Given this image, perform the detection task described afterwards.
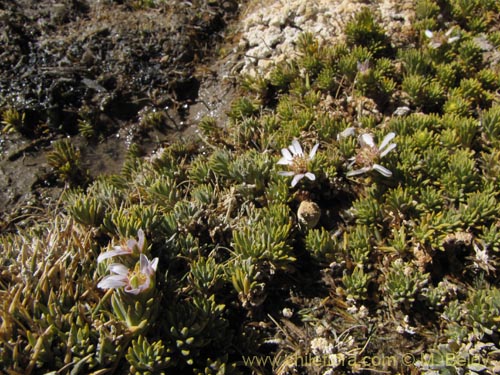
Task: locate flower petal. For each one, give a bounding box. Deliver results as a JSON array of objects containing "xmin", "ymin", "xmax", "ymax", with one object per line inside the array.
[
  {"xmin": 291, "ymin": 174, "xmax": 304, "ymax": 187},
  {"xmin": 346, "ymin": 167, "xmax": 371, "ymax": 177},
  {"xmin": 424, "ymin": 29, "xmax": 433, "ymax": 39},
  {"xmin": 290, "ymin": 139, "xmax": 303, "ymax": 156},
  {"xmin": 372, "ymin": 164, "xmax": 393, "ymax": 177},
  {"xmin": 97, "ymin": 248, "xmax": 130, "ymax": 263},
  {"xmin": 108, "ymin": 263, "xmax": 129, "ymax": 276},
  {"xmin": 447, "ymin": 36, "xmax": 460, "ymax": 44},
  {"xmin": 139, "ymin": 253, "xmax": 148, "ymax": 273},
  {"xmin": 357, "ymin": 59, "xmax": 370, "ymax": 73},
  {"xmin": 380, "ymin": 143, "xmax": 397, "ymax": 158},
  {"xmin": 309, "ymin": 143, "xmax": 319, "ymax": 159},
  {"xmin": 137, "ymin": 229, "xmax": 145, "ymax": 250},
  {"xmin": 359, "ymin": 133, "xmax": 375, "ymax": 148},
  {"xmin": 139, "ymin": 254, "xmax": 158, "ymax": 275},
  {"xmin": 278, "ymin": 171, "xmax": 296, "ymax": 177},
  {"xmin": 277, "ymin": 156, "xmax": 293, "ymax": 165},
  {"xmin": 280, "ymin": 148, "xmax": 293, "ymax": 161},
  {"xmin": 305, "ymin": 172, "xmax": 316, "ymax": 181},
  {"xmin": 98, "ymin": 275, "xmax": 128, "ymax": 290},
  {"xmin": 337, "ymin": 127, "xmax": 356, "ymax": 140},
  {"xmin": 150, "ymin": 257, "xmax": 159, "ymax": 272},
  {"xmin": 124, "ymin": 285, "xmax": 144, "ymax": 295},
  {"xmin": 126, "ymin": 239, "xmax": 138, "ymax": 252},
  {"xmin": 379, "ymin": 132, "xmax": 396, "ymax": 151}
]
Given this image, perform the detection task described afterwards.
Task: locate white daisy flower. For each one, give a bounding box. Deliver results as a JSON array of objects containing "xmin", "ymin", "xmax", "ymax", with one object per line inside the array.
[
  {"xmin": 277, "ymin": 139, "xmax": 319, "ymax": 187},
  {"xmin": 347, "ymin": 132, "xmax": 396, "ymax": 177},
  {"xmin": 424, "ymin": 27, "xmax": 460, "ymax": 49}
]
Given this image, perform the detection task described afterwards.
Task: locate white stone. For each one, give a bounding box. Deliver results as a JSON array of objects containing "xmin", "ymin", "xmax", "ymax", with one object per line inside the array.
[{"xmin": 237, "ymin": 0, "xmax": 415, "ymax": 75}]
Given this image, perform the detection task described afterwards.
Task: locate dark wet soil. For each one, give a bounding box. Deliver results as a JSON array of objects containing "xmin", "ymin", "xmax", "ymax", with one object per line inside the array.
[{"xmin": 0, "ymin": 0, "xmax": 243, "ymax": 231}]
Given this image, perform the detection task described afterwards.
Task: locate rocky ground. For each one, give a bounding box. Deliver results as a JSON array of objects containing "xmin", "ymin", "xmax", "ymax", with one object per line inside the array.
[
  {"xmin": 237, "ymin": 0, "xmax": 415, "ymax": 76},
  {"xmin": 0, "ymin": 0, "xmax": 240, "ymax": 230}
]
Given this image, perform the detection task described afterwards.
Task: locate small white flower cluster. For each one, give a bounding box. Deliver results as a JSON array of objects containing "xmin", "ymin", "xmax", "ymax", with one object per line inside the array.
[
  {"xmin": 309, "ymin": 334, "xmax": 356, "ymax": 371},
  {"xmin": 396, "ymin": 315, "xmax": 416, "ymax": 335},
  {"xmin": 310, "ymin": 337, "xmax": 335, "ymax": 356},
  {"xmin": 97, "ymin": 229, "xmax": 159, "ymax": 295},
  {"xmin": 277, "ymin": 130, "xmax": 396, "ymax": 186}
]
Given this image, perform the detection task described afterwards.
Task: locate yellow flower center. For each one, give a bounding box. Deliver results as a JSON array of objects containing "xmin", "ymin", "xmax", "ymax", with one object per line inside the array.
[
  {"xmin": 291, "ymin": 155, "xmax": 310, "ymax": 174},
  {"xmin": 356, "ymin": 146, "xmax": 379, "ymax": 167},
  {"xmin": 128, "ymin": 264, "xmax": 149, "ymax": 289}
]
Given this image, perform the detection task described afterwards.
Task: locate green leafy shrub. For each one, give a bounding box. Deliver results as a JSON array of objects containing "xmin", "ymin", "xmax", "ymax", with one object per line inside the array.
[
  {"xmin": 47, "ymin": 139, "xmax": 87, "ymax": 184},
  {"xmin": 345, "ymin": 7, "xmax": 392, "ymax": 57},
  {"xmin": 384, "ymin": 259, "xmax": 429, "ymax": 305}
]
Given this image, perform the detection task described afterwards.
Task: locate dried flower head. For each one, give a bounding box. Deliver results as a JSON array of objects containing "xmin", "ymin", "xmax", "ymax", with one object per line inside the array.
[
  {"xmin": 277, "ymin": 139, "xmax": 319, "ymax": 187},
  {"xmin": 297, "ymin": 200, "xmax": 321, "ymax": 229},
  {"xmin": 97, "ymin": 254, "xmax": 159, "ymax": 295},
  {"xmin": 347, "ymin": 132, "xmax": 396, "ymax": 177},
  {"xmin": 97, "ymin": 229, "xmax": 146, "ymax": 263},
  {"xmin": 282, "ymin": 307, "xmax": 293, "ymax": 318}
]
